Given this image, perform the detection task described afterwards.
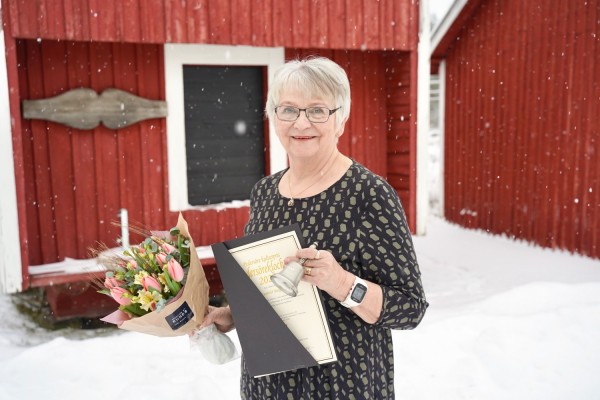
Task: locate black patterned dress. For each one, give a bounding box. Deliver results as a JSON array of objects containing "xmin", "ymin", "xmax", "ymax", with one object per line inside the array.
[{"xmin": 240, "ymin": 161, "xmax": 428, "ymax": 400}]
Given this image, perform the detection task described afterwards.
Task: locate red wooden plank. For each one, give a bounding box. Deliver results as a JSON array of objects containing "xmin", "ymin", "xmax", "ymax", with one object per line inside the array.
[
  {"xmin": 165, "ymin": 0, "xmax": 187, "ymax": 43},
  {"xmin": 62, "ymin": 0, "xmax": 89, "ymax": 40},
  {"xmin": 482, "ymin": 2, "xmax": 496, "ymax": 231},
  {"xmin": 448, "ymin": 51, "xmax": 463, "ymax": 224},
  {"xmin": 87, "ymin": 0, "xmax": 100, "ymax": 40},
  {"xmin": 250, "ymin": 0, "xmax": 272, "ymax": 47},
  {"xmin": 574, "ymin": 0, "xmax": 591, "ymax": 256},
  {"xmin": 500, "ymin": 0, "xmax": 521, "ymax": 237},
  {"xmin": 14, "ymin": 0, "xmax": 38, "ymax": 38},
  {"xmin": 119, "ymin": 0, "xmax": 141, "ymax": 43},
  {"xmin": 89, "ymin": 43, "xmax": 121, "ymax": 246},
  {"xmin": 37, "ymin": 0, "xmax": 49, "ymax": 38},
  {"xmin": 66, "ymin": 42, "xmax": 99, "ymax": 258},
  {"xmin": 547, "ymin": 1, "xmax": 564, "ymax": 248},
  {"xmin": 208, "ymin": 0, "xmax": 232, "ymax": 44},
  {"xmin": 345, "ymin": 0, "xmax": 362, "ymax": 49},
  {"xmin": 272, "ymin": 0, "xmax": 293, "ymax": 47},
  {"xmin": 347, "ymin": 51, "xmax": 365, "ymax": 162},
  {"xmin": 139, "ymin": 0, "xmax": 165, "ymax": 43},
  {"xmin": 187, "ymin": 0, "xmax": 210, "ymax": 43},
  {"xmin": 291, "ymin": 0, "xmax": 311, "ymax": 48},
  {"xmin": 231, "ymin": 0, "xmax": 252, "ymax": 45},
  {"xmin": 41, "ymin": 41, "xmax": 80, "ymax": 260},
  {"xmin": 135, "ymin": 44, "xmax": 167, "ymax": 228},
  {"xmin": 112, "ymin": 42, "xmax": 145, "ymax": 232},
  {"xmin": 9, "ymin": 36, "xmax": 32, "ymax": 286},
  {"xmin": 43, "ymin": 0, "xmax": 66, "ymax": 39},
  {"xmin": 5, "ymin": 0, "xmax": 21, "ymax": 38},
  {"xmin": 364, "ymin": 52, "xmax": 386, "ymax": 176},
  {"xmin": 565, "ymin": 1, "xmax": 586, "ymax": 253},
  {"xmin": 332, "ymin": 50, "xmax": 352, "ymax": 157},
  {"xmin": 310, "ymin": 0, "xmax": 329, "ymax": 47},
  {"xmin": 463, "ymin": 22, "xmax": 479, "ymax": 229},
  {"xmin": 26, "ymin": 41, "xmax": 59, "ymax": 263},
  {"xmin": 512, "ymin": 1, "xmax": 533, "ymax": 241},
  {"xmin": 583, "ymin": 1, "xmax": 600, "ymax": 258},
  {"xmin": 328, "ymin": 0, "xmax": 346, "ymax": 49},
  {"xmin": 379, "ymin": 0, "xmax": 395, "ymax": 50},
  {"xmin": 363, "ymin": 0, "xmax": 379, "ymax": 49},
  {"xmin": 515, "ymin": 3, "xmax": 545, "ymax": 243},
  {"xmin": 394, "ymin": 0, "xmax": 410, "ymax": 50},
  {"xmin": 95, "ymin": 1, "xmax": 118, "ymax": 41}
]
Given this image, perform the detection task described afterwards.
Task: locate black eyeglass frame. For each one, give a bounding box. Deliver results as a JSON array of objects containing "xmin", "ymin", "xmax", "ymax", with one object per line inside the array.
[{"xmin": 274, "ymin": 106, "xmax": 341, "ymax": 123}]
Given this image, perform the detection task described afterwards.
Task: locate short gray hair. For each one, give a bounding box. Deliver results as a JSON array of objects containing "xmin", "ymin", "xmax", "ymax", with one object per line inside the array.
[{"xmin": 266, "ymin": 57, "xmax": 351, "ymax": 131}]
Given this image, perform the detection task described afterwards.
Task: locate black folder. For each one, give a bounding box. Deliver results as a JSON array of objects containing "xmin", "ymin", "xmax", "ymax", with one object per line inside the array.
[{"xmin": 211, "ymin": 225, "xmax": 318, "ymax": 377}]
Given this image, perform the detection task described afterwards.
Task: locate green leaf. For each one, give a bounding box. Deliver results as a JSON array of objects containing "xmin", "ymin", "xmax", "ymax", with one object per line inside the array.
[{"xmin": 122, "ymin": 303, "xmax": 147, "ymax": 317}]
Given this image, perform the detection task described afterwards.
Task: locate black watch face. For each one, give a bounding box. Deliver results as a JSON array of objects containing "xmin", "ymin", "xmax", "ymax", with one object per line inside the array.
[{"xmin": 350, "ymin": 283, "xmax": 367, "ymax": 303}]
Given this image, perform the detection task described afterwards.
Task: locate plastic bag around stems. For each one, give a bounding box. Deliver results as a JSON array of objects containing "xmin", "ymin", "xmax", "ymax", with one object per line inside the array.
[
  {"xmin": 100, "ymin": 214, "xmax": 209, "ymax": 337},
  {"xmin": 189, "ymin": 323, "xmax": 240, "ymax": 364}
]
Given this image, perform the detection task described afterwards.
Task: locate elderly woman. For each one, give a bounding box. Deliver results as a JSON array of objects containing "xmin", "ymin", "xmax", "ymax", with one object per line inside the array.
[{"xmin": 202, "ymin": 56, "xmax": 428, "ymax": 399}]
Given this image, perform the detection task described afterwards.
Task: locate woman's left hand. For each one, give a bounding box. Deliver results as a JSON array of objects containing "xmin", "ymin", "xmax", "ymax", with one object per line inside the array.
[{"xmin": 285, "ymin": 247, "xmax": 353, "ymax": 301}]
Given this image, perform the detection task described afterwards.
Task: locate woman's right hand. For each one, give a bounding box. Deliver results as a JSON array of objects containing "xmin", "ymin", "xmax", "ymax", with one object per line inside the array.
[{"xmin": 200, "ymin": 305, "xmax": 235, "ymax": 333}]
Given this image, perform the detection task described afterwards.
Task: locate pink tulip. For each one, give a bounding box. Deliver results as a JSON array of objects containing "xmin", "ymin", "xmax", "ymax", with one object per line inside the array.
[
  {"xmin": 110, "ymin": 287, "xmax": 131, "ymax": 305},
  {"xmin": 167, "ymin": 258, "xmax": 185, "ymax": 282},
  {"xmin": 162, "ymin": 242, "xmax": 177, "ymax": 254},
  {"xmin": 126, "ymin": 260, "xmax": 139, "ymax": 270},
  {"xmin": 104, "ymin": 277, "xmax": 120, "ymax": 290},
  {"xmin": 156, "ymin": 253, "xmax": 168, "ymax": 265},
  {"xmin": 142, "ymin": 276, "xmax": 162, "ymax": 292}
]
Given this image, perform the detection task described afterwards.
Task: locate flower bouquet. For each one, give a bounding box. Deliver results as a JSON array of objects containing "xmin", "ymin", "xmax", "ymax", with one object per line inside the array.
[{"xmin": 96, "ymin": 214, "xmax": 237, "ymax": 363}]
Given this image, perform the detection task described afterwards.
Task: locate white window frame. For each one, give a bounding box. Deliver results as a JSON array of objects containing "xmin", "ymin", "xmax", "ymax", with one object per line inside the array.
[{"xmin": 164, "ymin": 44, "xmax": 286, "ymax": 211}]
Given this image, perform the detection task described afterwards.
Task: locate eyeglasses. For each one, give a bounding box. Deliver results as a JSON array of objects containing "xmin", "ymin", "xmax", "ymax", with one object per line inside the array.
[{"xmin": 274, "ymin": 106, "xmax": 340, "ymax": 123}]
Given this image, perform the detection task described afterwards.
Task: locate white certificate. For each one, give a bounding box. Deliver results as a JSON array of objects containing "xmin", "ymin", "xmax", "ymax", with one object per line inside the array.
[{"xmin": 227, "ymin": 228, "xmax": 337, "ymax": 367}]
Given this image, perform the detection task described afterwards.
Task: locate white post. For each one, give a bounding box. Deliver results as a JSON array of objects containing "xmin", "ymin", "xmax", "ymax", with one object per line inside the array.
[
  {"xmin": 437, "ymin": 60, "xmax": 446, "ymax": 217},
  {"xmin": 120, "ymin": 208, "xmax": 129, "ymax": 249},
  {"xmin": 416, "ymin": 0, "xmax": 431, "ymax": 235},
  {"xmin": 0, "ymin": 22, "xmax": 23, "ymax": 294}
]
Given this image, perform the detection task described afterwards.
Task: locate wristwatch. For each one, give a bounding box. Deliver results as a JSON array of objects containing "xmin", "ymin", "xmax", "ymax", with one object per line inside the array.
[{"xmin": 340, "ymin": 276, "xmax": 368, "ymax": 308}]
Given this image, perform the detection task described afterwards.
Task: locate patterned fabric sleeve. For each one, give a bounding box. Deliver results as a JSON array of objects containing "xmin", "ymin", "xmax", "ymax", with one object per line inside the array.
[{"xmin": 357, "ymin": 174, "xmax": 428, "ymax": 330}]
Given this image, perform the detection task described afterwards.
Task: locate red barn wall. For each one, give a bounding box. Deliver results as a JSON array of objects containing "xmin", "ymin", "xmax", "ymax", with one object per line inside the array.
[
  {"xmin": 17, "ymin": 40, "xmax": 172, "ymax": 265},
  {"xmin": 6, "ymin": 0, "xmax": 417, "ymax": 51},
  {"xmin": 443, "ymin": 0, "xmax": 600, "ymax": 258},
  {"xmin": 17, "ymin": 40, "xmax": 415, "ymax": 268}
]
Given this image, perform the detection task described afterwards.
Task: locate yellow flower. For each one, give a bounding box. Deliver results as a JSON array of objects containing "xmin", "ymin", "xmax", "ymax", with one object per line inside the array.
[
  {"xmin": 157, "ymin": 273, "xmax": 168, "ymax": 288},
  {"xmin": 137, "ymin": 289, "xmax": 163, "ymax": 312},
  {"xmin": 134, "ymin": 270, "xmax": 150, "ymax": 286}
]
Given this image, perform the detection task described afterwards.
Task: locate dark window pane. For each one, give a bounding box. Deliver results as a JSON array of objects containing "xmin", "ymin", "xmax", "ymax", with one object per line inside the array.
[{"xmin": 183, "ymin": 66, "xmax": 265, "ymax": 205}]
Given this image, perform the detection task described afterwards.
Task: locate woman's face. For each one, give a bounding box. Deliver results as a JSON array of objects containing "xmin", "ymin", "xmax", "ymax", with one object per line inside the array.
[{"xmin": 274, "ymin": 86, "xmax": 345, "ymax": 161}]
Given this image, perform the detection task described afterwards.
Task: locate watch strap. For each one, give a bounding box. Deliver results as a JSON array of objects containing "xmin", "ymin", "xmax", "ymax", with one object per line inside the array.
[{"xmin": 340, "ymin": 276, "xmax": 368, "ymax": 308}]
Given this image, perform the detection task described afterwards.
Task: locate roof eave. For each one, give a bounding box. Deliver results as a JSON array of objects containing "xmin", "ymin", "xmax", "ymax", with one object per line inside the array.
[{"xmin": 430, "ymin": 0, "xmax": 483, "ymax": 60}]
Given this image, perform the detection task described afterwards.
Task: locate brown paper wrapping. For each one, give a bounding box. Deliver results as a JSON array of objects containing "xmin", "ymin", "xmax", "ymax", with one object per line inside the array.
[{"xmin": 100, "ymin": 214, "xmax": 209, "ymax": 337}]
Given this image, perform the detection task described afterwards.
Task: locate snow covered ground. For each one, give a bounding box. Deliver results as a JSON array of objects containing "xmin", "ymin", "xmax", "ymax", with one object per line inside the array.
[{"xmin": 1, "ymin": 216, "xmax": 599, "ymax": 400}]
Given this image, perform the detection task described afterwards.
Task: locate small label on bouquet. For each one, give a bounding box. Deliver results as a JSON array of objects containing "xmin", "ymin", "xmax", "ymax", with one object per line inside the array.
[{"xmin": 165, "ymin": 301, "xmax": 195, "ymax": 330}]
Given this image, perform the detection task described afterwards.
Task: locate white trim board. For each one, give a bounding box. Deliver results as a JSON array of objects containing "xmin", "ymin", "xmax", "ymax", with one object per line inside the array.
[
  {"xmin": 416, "ymin": 0, "xmax": 432, "ymax": 235},
  {"xmin": 163, "ymin": 44, "xmax": 286, "ymax": 211},
  {"xmin": 0, "ymin": 27, "xmax": 23, "ymax": 294},
  {"xmin": 437, "ymin": 60, "xmax": 446, "ymax": 217}
]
